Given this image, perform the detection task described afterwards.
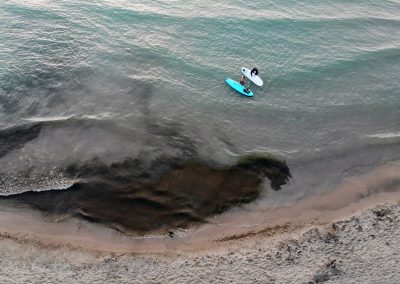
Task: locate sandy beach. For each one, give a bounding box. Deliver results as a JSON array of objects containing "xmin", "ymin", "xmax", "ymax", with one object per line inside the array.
[
  {"xmin": 1, "ymin": 202, "xmax": 399, "ymax": 283},
  {"xmin": 1, "ymin": 171, "xmax": 399, "ymax": 283}
]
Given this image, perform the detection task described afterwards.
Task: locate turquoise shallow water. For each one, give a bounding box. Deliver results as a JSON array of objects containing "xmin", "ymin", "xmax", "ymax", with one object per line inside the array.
[{"xmin": 0, "ymin": 0, "xmax": 399, "ymax": 203}]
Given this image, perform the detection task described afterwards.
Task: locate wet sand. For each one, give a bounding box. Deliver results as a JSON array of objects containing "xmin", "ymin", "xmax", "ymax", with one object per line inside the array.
[
  {"xmin": 0, "ymin": 162, "xmax": 399, "ymax": 283},
  {"xmin": 0, "ymin": 197, "xmax": 399, "ymax": 283}
]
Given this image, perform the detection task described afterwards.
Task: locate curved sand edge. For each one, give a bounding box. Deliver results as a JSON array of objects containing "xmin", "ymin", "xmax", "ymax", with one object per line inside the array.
[
  {"xmin": 0, "ymin": 161, "xmax": 399, "ymax": 282},
  {"xmin": 0, "ymin": 199, "xmax": 399, "ymax": 283}
]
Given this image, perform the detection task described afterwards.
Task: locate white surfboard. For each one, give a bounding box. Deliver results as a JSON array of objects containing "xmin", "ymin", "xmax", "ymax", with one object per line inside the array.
[{"xmin": 241, "ymin": 67, "xmax": 263, "ymax": 86}]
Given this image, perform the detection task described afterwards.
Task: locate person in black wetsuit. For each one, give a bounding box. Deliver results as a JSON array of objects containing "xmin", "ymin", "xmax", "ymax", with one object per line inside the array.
[{"xmin": 250, "ymin": 67, "xmax": 258, "ymax": 77}]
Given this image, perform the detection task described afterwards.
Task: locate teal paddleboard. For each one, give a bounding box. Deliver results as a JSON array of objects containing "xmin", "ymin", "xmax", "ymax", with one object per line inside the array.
[{"xmin": 225, "ymin": 78, "xmax": 253, "ymax": 97}]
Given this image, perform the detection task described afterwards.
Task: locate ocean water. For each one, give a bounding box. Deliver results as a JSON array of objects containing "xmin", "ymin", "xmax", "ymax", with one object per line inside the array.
[{"xmin": 0, "ymin": 0, "xmax": 399, "ymax": 231}]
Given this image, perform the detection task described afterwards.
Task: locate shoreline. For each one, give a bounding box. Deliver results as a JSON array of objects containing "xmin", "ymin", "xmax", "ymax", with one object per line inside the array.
[
  {"xmin": 0, "ymin": 162, "xmax": 399, "ymax": 254},
  {"xmin": 0, "ymin": 199, "xmax": 399, "ymax": 283},
  {"xmin": 1, "ymin": 191, "xmax": 399, "ymax": 254},
  {"xmin": 0, "ymin": 162, "xmax": 399, "ymax": 282}
]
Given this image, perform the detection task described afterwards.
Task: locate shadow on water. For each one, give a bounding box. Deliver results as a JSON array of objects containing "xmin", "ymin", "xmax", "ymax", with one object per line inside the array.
[
  {"xmin": 2, "ymin": 154, "xmax": 291, "ymax": 235},
  {"xmin": 0, "ymin": 123, "xmax": 42, "ymax": 158}
]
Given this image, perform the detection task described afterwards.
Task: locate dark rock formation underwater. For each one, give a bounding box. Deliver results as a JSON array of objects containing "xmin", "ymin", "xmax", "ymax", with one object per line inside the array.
[{"xmin": 2, "ymin": 154, "xmax": 291, "ymax": 235}]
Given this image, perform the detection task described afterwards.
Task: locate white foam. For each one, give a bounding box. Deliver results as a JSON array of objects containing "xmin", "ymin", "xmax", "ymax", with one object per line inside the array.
[
  {"xmin": 367, "ymin": 131, "xmax": 400, "ymax": 139},
  {"xmin": 23, "ymin": 116, "xmax": 74, "ymax": 122}
]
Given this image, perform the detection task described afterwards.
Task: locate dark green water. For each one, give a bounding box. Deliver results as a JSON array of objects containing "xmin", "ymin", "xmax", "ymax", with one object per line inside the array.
[{"xmin": 0, "ymin": 0, "xmax": 399, "ymax": 210}]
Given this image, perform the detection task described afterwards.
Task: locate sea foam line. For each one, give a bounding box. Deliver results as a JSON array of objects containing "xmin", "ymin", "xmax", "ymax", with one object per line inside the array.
[{"xmin": 367, "ymin": 132, "xmax": 400, "ymax": 139}]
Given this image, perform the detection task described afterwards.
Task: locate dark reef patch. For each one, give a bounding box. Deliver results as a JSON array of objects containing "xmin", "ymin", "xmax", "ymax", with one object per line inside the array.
[
  {"xmin": 235, "ymin": 153, "xmax": 291, "ymax": 190},
  {"xmin": 0, "ymin": 123, "xmax": 42, "ymax": 158},
  {"xmin": 2, "ymin": 154, "xmax": 291, "ymax": 235}
]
